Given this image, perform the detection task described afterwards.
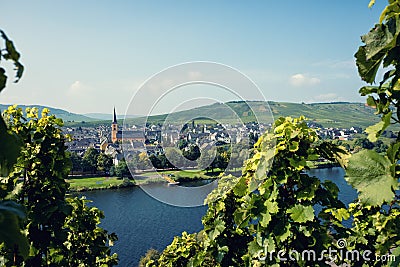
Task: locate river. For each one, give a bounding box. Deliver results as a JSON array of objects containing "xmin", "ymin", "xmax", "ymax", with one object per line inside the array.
[{"xmin": 81, "ymin": 167, "xmax": 357, "ymax": 266}]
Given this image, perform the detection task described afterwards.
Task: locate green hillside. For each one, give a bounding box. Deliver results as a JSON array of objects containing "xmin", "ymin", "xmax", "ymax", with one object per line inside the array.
[
  {"xmin": 1, "ymin": 101, "xmax": 382, "ymax": 129},
  {"xmin": 0, "ymin": 104, "xmax": 97, "ymax": 122},
  {"xmin": 128, "ymin": 101, "xmax": 379, "ymax": 129},
  {"xmin": 268, "ymin": 101, "xmax": 379, "ymax": 128}
]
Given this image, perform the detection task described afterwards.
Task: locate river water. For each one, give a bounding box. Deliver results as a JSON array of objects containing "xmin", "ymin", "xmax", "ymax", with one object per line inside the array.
[{"xmin": 81, "ymin": 167, "xmax": 357, "ymax": 266}]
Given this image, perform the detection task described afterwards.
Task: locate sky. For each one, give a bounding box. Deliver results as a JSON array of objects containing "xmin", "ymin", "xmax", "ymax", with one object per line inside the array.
[{"xmin": 0, "ymin": 1, "xmax": 388, "ymax": 115}]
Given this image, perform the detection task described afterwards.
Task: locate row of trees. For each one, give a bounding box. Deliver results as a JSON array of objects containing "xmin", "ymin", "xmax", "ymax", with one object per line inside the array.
[
  {"xmin": 70, "ymin": 149, "xmax": 113, "ymax": 175},
  {"xmin": 144, "ymin": 146, "xmax": 247, "ymax": 173}
]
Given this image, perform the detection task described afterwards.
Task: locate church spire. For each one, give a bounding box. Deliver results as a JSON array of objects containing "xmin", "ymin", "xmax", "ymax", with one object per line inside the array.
[{"xmin": 113, "ymin": 107, "xmax": 117, "ymax": 124}]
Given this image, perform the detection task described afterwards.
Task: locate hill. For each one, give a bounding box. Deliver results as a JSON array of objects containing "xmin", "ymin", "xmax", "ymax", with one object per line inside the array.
[
  {"xmin": 1, "ymin": 101, "xmax": 381, "ymax": 129},
  {"xmin": 128, "ymin": 101, "xmax": 379, "ymax": 129},
  {"xmin": 0, "ymin": 104, "xmax": 97, "ymax": 122}
]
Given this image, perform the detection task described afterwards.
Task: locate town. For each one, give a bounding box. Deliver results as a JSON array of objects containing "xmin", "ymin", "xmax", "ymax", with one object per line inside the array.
[{"xmin": 63, "ymin": 108, "xmax": 391, "ymax": 176}]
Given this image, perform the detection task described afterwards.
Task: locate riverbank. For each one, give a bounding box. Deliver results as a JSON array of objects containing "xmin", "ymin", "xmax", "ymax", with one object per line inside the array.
[
  {"xmin": 67, "ymin": 163, "xmax": 340, "ymax": 192},
  {"xmin": 66, "ymin": 169, "xmax": 221, "ymax": 192},
  {"xmin": 67, "ymin": 176, "xmax": 136, "ymax": 192},
  {"xmin": 307, "ymin": 160, "xmax": 340, "ymax": 169}
]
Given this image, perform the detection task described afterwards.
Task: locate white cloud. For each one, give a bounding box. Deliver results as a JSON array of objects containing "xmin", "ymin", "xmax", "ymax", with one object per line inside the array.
[
  {"xmin": 67, "ymin": 80, "xmax": 93, "ymax": 97},
  {"xmin": 289, "ymin": 74, "xmax": 321, "ymax": 87}
]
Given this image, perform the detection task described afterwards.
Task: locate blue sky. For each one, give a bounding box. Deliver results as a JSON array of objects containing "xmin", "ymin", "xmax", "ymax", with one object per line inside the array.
[{"xmin": 0, "ymin": 1, "xmax": 387, "ymax": 114}]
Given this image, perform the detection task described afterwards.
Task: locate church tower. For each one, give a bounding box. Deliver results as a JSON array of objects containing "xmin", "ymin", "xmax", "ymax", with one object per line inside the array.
[{"xmin": 111, "ymin": 107, "xmax": 118, "ymax": 143}]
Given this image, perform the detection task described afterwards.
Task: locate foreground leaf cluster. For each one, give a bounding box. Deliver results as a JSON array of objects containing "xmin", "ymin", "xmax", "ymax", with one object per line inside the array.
[
  {"xmin": 145, "ymin": 116, "xmax": 350, "ymax": 267},
  {"xmin": 0, "ymin": 106, "xmax": 118, "ymax": 266}
]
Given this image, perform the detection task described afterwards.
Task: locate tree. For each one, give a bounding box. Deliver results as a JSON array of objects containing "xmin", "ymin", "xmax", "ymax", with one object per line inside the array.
[
  {"xmin": 83, "ymin": 147, "xmax": 99, "ymax": 174},
  {"xmin": 164, "ymin": 147, "xmax": 183, "ymax": 170},
  {"xmin": 182, "ymin": 144, "xmax": 201, "ymax": 161},
  {"xmin": 97, "ymin": 153, "xmax": 113, "ymax": 173},
  {"xmin": 158, "ymin": 153, "xmax": 172, "ymax": 169},
  {"xmin": 114, "ymin": 159, "xmax": 130, "ymax": 179},
  {"xmin": 149, "ymin": 154, "xmax": 162, "ymax": 169},
  {"xmin": 198, "ymin": 148, "xmax": 216, "ymax": 173},
  {"xmin": 136, "ymin": 151, "xmax": 152, "ymax": 171},
  {"xmin": 70, "ymin": 152, "xmax": 83, "ymax": 174},
  {"xmin": 177, "ymin": 139, "xmax": 188, "ymax": 150},
  {"xmin": 211, "ymin": 146, "xmax": 229, "ymax": 170},
  {"xmin": 1, "ymin": 107, "xmax": 118, "ymax": 266},
  {"xmin": 354, "ymin": 137, "xmax": 374, "ymax": 149}
]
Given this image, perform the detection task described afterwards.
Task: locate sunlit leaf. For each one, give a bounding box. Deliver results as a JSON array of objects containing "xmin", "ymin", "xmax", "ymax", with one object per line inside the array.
[
  {"xmin": 345, "ymin": 150, "xmax": 398, "ymax": 206},
  {"xmin": 368, "ymin": 0, "xmax": 375, "ymax": 9},
  {"xmin": 365, "ymin": 111, "xmax": 392, "ymax": 142},
  {"xmin": 287, "ymin": 204, "xmax": 314, "ymax": 223}
]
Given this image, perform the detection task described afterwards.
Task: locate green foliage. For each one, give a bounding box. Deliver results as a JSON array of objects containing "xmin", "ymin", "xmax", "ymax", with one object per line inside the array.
[
  {"xmin": 83, "ymin": 147, "xmax": 100, "ymax": 174},
  {"xmin": 97, "ymin": 153, "xmax": 113, "ymax": 173},
  {"xmin": 0, "ymin": 30, "xmax": 28, "ymax": 264},
  {"xmin": 155, "ymin": 232, "xmax": 218, "ymax": 267},
  {"xmin": 345, "ymin": 150, "xmax": 397, "ymax": 206},
  {"xmin": 59, "ymin": 197, "xmax": 118, "ymax": 266},
  {"xmin": 114, "ymin": 159, "xmax": 130, "ymax": 178},
  {"xmin": 0, "ymin": 30, "xmax": 24, "ymax": 93},
  {"xmin": 0, "ymin": 30, "xmax": 23, "ymax": 177},
  {"xmin": 151, "ymin": 117, "xmax": 348, "ymax": 266},
  {"xmin": 139, "ymin": 248, "xmax": 161, "ymax": 267},
  {"xmin": 343, "ymin": 1, "xmax": 400, "ymax": 265},
  {"xmin": 182, "ymin": 144, "xmax": 201, "ymax": 161},
  {"xmin": 0, "ymin": 201, "xmax": 29, "ymax": 259},
  {"xmin": 0, "ymin": 106, "xmax": 118, "ymax": 266},
  {"xmin": 145, "ymin": 3, "xmax": 400, "ymax": 266}
]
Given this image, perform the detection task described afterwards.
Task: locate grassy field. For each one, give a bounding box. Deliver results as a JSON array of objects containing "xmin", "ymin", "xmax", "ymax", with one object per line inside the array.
[
  {"xmin": 66, "ymin": 169, "xmax": 221, "ymax": 191},
  {"xmin": 66, "ymin": 176, "xmax": 134, "ymax": 191}
]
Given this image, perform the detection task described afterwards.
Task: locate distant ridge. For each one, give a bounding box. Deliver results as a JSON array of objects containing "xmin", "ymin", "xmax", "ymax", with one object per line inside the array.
[
  {"xmin": 128, "ymin": 101, "xmax": 379, "ymax": 129},
  {"xmin": 0, "ymin": 104, "xmax": 97, "ymax": 122},
  {"xmin": 1, "ymin": 101, "xmax": 380, "ymax": 129}
]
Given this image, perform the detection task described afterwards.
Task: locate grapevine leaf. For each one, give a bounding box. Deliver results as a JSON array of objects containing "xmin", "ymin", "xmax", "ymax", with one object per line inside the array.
[
  {"xmin": 326, "ymin": 208, "xmax": 350, "ymax": 222},
  {"xmin": 368, "ymin": 0, "xmax": 375, "ymax": 9},
  {"xmin": 287, "ymin": 204, "xmax": 314, "ymax": 223},
  {"xmin": 365, "ymin": 111, "xmax": 392, "ymax": 142},
  {"xmin": 233, "ymin": 177, "xmax": 247, "ymax": 196},
  {"xmin": 208, "ymin": 219, "xmax": 225, "ymax": 240},
  {"xmin": 0, "ymin": 67, "xmax": 6, "ymax": 92},
  {"xmin": 0, "ymin": 201, "xmax": 28, "ymax": 258},
  {"xmin": 264, "ymin": 200, "xmax": 279, "ymax": 214},
  {"xmin": 0, "ymin": 117, "xmax": 21, "ymax": 176},
  {"xmin": 355, "ymin": 45, "xmax": 386, "ymax": 84},
  {"xmin": 260, "ymin": 212, "xmax": 271, "ymax": 227},
  {"xmin": 388, "ymin": 246, "xmax": 400, "ymax": 267},
  {"xmin": 345, "ymin": 150, "xmax": 398, "ymax": 206}
]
